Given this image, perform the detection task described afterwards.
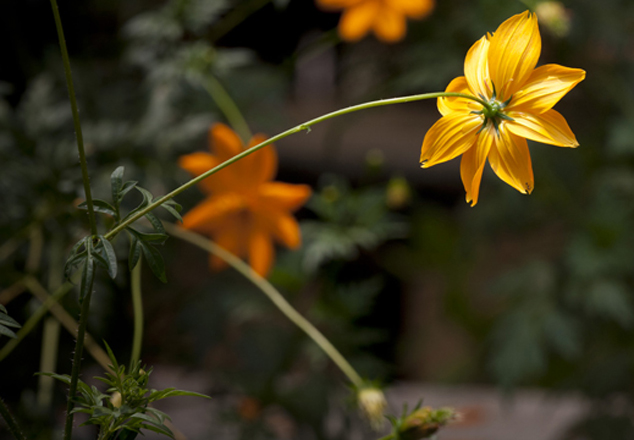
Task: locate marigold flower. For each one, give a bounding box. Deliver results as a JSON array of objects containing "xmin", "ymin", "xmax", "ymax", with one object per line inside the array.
[
  {"xmin": 179, "ymin": 123, "xmax": 312, "ymax": 276},
  {"xmin": 316, "ymin": 0, "xmax": 434, "ymax": 43},
  {"xmin": 420, "ymin": 11, "xmax": 585, "ymax": 206}
]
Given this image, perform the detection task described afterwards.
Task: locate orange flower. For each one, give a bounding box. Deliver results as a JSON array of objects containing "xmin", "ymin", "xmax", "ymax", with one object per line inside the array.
[
  {"xmin": 179, "ymin": 123, "xmax": 312, "ymax": 276},
  {"xmin": 316, "ymin": 0, "xmax": 434, "ymax": 43},
  {"xmin": 420, "ymin": 11, "xmax": 585, "ymax": 206}
]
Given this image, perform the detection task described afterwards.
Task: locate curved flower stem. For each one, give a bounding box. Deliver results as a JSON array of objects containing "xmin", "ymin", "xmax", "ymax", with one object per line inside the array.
[
  {"xmin": 104, "ymin": 91, "xmax": 483, "ymax": 241},
  {"xmin": 0, "ymin": 397, "xmax": 27, "ymax": 440},
  {"xmin": 203, "ymin": 75, "xmax": 253, "ymax": 143},
  {"xmin": 129, "ymin": 258, "xmax": 143, "ymax": 370},
  {"xmin": 50, "ymin": 0, "xmax": 97, "ymax": 237},
  {"xmin": 165, "ymin": 223, "xmax": 364, "ymax": 388}
]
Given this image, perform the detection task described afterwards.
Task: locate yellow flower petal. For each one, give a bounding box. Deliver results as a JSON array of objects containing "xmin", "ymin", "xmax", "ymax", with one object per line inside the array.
[
  {"xmin": 460, "ymin": 126, "xmax": 494, "ymax": 206},
  {"xmin": 509, "ymin": 64, "xmax": 586, "ymax": 113},
  {"xmin": 464, "ymin": 35, "xmax": 491, "ymax": 99},
  {"xmin": 338, "ymin": 0, "xmax": 380, "ymax": 41},
  {"xmin": 373, "ymin": 7, "xmax": 407, "ymax": 42},
  {"xmin": 506, "ymin": 108, "xmax": 579, "ymax": 147},
  {"xmin": 437, "ymin": 76, "xmax": 474, "ymax": 116},
  {"xmin": 488, "ymin": 126, "xmax": 534, "ymax": 194},
  {"xmin": 389, "ymin": 0, "xmax": 434, "ymax": 19},
  {"xmin": 488, "ymin": 11, "xmax": 541, "ymax": 99},
  {"xmin": 420, "ymin": 112, "xmax": 482, "ymax": 168}
]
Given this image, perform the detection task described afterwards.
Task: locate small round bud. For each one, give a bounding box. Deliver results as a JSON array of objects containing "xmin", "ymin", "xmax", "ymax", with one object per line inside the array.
[
  {"xmin": 110, "ymin": 391, "xmax": 122, "ymax": 408},
  {"xmin": 398, "ymin": 406, "xmax": 457, "ymax": 440},
  {"xmin": 357, "ymin": 386, "xmax": 387, "ymax": 430}
]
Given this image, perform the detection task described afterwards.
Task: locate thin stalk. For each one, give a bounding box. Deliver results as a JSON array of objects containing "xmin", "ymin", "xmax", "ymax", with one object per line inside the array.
[
  {"xmin": 50, "ymin": 0, "xmax": 97, "ymax": 236},
  {"xmin": 129, "ymin": 257, "xmax": 143, "ymax": 370},
  {"xmin": 62, "ymin": 268, "xmax": 95, "ymax": 440},
  {"xmin": 203, "ymin": 76, "xmax": 252, "ymax": 143},
  {"xmin": 0, "ymin": 398, "xmax": 27, "ymax": 440},
  {"xmin": 105, "ymin": 91, "xmax": 485, "ymax": 241},
  {"xmin": 165, "ymin": 223, "xmax": 364, "ymax": 387}
]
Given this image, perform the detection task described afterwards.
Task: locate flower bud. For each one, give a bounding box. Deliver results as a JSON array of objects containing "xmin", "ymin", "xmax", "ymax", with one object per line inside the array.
[
  {"xmin": 398, "ymin": 406, "xmax": 456, "ymax": 440},
  {"xmin": 357, "ymin": 386, "xmax": 387, "ymax": 430},
  {"xmin": 386, "ymin": 176, "xmax": 411, "ymax": 209},
  {"xmin": 110, "ymin": 391, "xmax": 122, "ymax": 408},
  {"xmin": 536, "ymin": 2, "xmax": 571, "ymax": 37}
]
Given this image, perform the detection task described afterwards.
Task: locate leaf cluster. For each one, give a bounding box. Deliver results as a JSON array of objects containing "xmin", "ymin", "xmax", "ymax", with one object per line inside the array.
[
  {"xmin": 42, "ymin": 343, "xmax": 208, "ymax": 440},
  {"xmin": 0, "ymin": 305, "xmax": 21, "ymax": 339}
]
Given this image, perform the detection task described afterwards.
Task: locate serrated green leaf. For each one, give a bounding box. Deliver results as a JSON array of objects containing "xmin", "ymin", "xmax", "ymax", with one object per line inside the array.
[
  {"xmin": 78, "ymin": 199, "xmax": 117, "ymax": 217},
  {"xmin": 99, "ymin": 236, "xmax": 118, "ymax": 279},
  {"xmin": 111, "ymin": 166, "xmax": 125, "ymax": 204},
  {"xmin": 139, "ymin": 241, "xmax": 167, "ymax": 283},
  {"xmin": 144, "ymin": 212, "xmax": 165, "ymax": 234}
]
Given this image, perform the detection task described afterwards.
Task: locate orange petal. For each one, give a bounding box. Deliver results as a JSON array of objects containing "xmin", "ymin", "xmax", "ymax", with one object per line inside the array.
[
  {"xmin": 509, "ymin": 64, "xmax": 586, "ymax": 114},
  {"xmin": 210, "ymin": 123, "xmax": 244, "ymax": 161},
  {"xmin": 389, "ymin": 0, "xmax": 434, "ymax": 18},
  {"xmin": 248, "ymin": 221, "xmax": 275, "ymax": 277},
  {"xmin": 488, "ymin": 125, "xmax": 534, "ymax": 194},
  {"xmin": 208, "ymin": 214, "xmax": 249, "ymax": 272},
  {"xmin": 506, "ymin": 109, "xmax": 579, "ymax": 147},
  {"xmin": 257, "ymin": 208, "xmax": 302, "ymax": 248},
  {"xmin": 338, "ymin": 0, "xmax": 380, "ymax": 42},
  {"xmin": 438, "ymin": 76, "xmax": 478, "ymax": 116},
  {"xmin": 178, "ymin": 152, "xmax": 218, "ymax": 178},
  {"xmin": 420, "ymin": 112, "xmax": 482, "ymax": 168},
  {"xmin": 464, "ymin": 35, "xmax": 491, "ymax": 99},
  {"xmin": 459, "ymin": 126, "xmax": 494, "ymax": 206},
  {"xmin": 239, "ymin": 134, "xmax": 278, "ymax": 186},
  {"xmin": 488, "ymin": 11, "xmax": 541, "ymax": 100},
  {"xmin": 182, "ymin": 193, "xmax": 245, "ymax": 232},
  {"xmin": 372, "ymin": 7, "xmax": 407, "ymax": 42},
  {"xmin": 257, "ymin": 182, "xmax": 312, "ymax": 211},
  {"xmin": 179, "ymin": 152, "xmax": 239, "ymax": 194}
]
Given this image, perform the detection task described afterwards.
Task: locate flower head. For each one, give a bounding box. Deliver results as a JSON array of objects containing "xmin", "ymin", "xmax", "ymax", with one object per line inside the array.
[
  {"xmin": 316, "ymin": 0, "xmax": 434, "ymax": 43},
  {"xmin": 179, "ymin": 123, "xmax": 312, "ymax": 276},
  {"xmin": 420, "ymin": 11, "xmax": 585, "ymax": 206}
]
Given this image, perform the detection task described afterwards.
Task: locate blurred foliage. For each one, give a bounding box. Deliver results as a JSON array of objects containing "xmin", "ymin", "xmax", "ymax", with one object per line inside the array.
[{"xmin": 3, "ymin": 0, "xmax": 634, "ymax": 438}]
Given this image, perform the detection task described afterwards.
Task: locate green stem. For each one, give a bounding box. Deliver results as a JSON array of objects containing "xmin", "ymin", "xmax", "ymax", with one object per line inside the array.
[
  {"xmin": 0, "ymin": 397, "xmax": 27, "ymax": 440},
  {"xmin": 165, "ymin": 224, "xmax": 364, "ymax": 387},
  {"xmin": 62, "ymin": 267, "xmax": 94, "ymax": 440},
  {"xmin": 104, "ymin": 91, "xmax": 483, "ymax": 241},
  {"xmin": 50, "ymin": 0, "xmax": 97, "ymax": 237},
  {"xmin": 203, "ymin": 76, "xmax": 252, "ymax": 143},
  {"xmin": 129, "ymin": 257, "xmax": 143, "ymax": 370}
]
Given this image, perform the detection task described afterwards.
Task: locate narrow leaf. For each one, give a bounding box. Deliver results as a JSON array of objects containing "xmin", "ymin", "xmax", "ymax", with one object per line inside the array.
[
  {"xmin": 111, "ymin": 166, "xmax": 125, "ymax": 204},
  {"xmin": 144, "ymin": 212, "xmax": 165, "ymax": 234},
  {"xmin": 78, "ymin": 199, "xmax": 117, "ymax": 217},
  {"xmin": 0, "ymin": 313, "xmax": 21, "ymax": 328},
  {"xmin": 160, "ymin": 200, "xmax": 183, "ymax": 222},
  {"xmin": 139, "ymin": 242, "xmax": 167, "ymax": 283},
  {"xmin": 129, "ymin": 236, "xmax": 142, "ymax": 272},
  {"xmin": 99, "ymin": 236, "xmax": 118, "ymax": 279},
  {"xmin": 80, "ymin": 256, "xmax": 95, "ymax": 301},
  {"xmin": 0, "ymin": 325, "xmax": 17, "ymax": 338},
  {"xmin": 119, "ymin": 181, "xmax": 138, "ymax": 199}
]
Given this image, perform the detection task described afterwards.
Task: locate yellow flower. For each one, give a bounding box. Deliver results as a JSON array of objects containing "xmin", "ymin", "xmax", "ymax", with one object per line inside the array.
[
  {"xmin": 420, "ymin": 11, "xmax": 585, "ymax": 206},
  {"xmin": 179, "ymin": 123, "xmax": 312, "ymax": 276},
  {"xmin": 316, "ymin": 0, "xmax": 434, "ymax": 43}
]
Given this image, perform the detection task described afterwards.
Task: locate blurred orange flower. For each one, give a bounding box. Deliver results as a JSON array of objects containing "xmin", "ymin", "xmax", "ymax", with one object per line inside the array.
[
  {"xmin": 179, "ymin": 123, "xmax": 312, "ymax": 276},
  {"xmin": 420, "ymin": 11, "xmax": 585, "ymax": 206},
  {"xmin": 316, "ymin": 0, "xmax": 434, "ymax": 43}
]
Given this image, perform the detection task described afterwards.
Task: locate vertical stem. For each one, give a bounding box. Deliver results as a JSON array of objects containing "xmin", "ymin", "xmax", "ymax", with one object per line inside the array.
[
  {"xmin": 129, "ymin": 258, "xmax": 143, "ymax": 370},
  {"xmin": 203, "ymin": 76, "xmax": 252, "ymax": 143},
  {"xmin": 0, "ymin": 398, "xmax": 27, "ymax": 440},
  {"xmin": 62, "ymin": 270, "xmax": 94, "ymax": 440},
  {"xmin": 49, "ymin": 0, "xmax": 97, "ymax": 236}
]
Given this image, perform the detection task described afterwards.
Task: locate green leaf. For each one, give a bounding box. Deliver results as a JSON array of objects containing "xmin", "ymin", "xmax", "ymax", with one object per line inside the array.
[
  {"xmin": 144, "ymin": 212, "xmax": 165, "ymax": 234},
  {"xmin": 161, "ymin": 200, "xmax": 182, "ymax": 222},
  {"xmin": 139, "ymin": 241, "xmax": 167, "ymax": 283},
  {"xmin": 129, "ymin": 236, "xmax": 142, "ymax": 271},
  {"xmin": 80, "ymin": 255, "xmax": 96, "ymax": 301},
  {"xmin": 0, "ymin": 325, "xmax": 17, "ymax": 338},
  {"xmin": 0, "ymin": 304, "xmax": 6, "ymax": 314},
  {"xmin": 147, "ymin": 388, "xmax": 210, "ymax": 402},
  {"xmin": 78, "ymin": 199, "xmax": 117, "ymax": 217},
  {"xmin": 111, "ymin": 166, "xmax": 125, "ymax": 204},
  {"xmin": 119, "ymin": 181, "xmax": 138, "ymax": 199},
  {"xmin": 98, "ymin": 236, "xmax": 118, "ymax": 279},
  {"xmin": 128, "ymin": 227, "xmax": 168, "ymax": 244},
  {"xmin": 0, "ymin": 312, "xmax": 20, "ymax": 328}
]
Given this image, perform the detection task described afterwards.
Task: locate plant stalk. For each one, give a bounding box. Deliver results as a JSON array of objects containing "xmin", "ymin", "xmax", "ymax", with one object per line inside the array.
[
  {"xmin": 0, "ymin": 398, "xmax": 27, "ymax": 440},
  {"xmin": 166, "ymin": 224, "xmax": 364, "ymax": 387},
  {"xmin": 203, "ymin": 76, "xmax": 252, "ymax": 143},
  {"xmin": 50, "ymin": 0, "xmax": 97, "ymax": 236},
  {"xmin": 129, "ymin": 257, "xmax": 143, "ymax": 370},
  {"xmin": 105, "ymin": 91, "xmax": 484, "ymax": 241}
]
